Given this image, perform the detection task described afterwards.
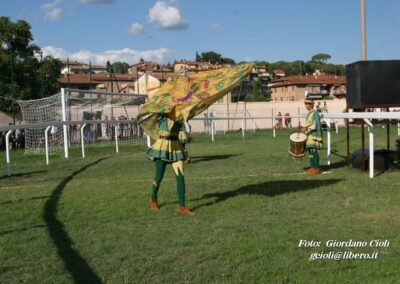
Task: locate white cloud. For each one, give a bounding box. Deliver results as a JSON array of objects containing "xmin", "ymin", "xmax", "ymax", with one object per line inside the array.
[
  {"xmin": 210, "ymin": 24, "xmax": 222, "ymax": 32},
  {"xmin": 148, "ymin": 1, "xmax": 188, "ymax": 30},
  {"xmin": 41, "ymin": 46, "xmax": 170, "ymax": 64},
  {"xmin": 45, "ymin": 8, "xmax": 62, "ymax": 21},
  {"xmin": 41, "ymin": 46, "xmax": 70, "ymax": 59},
  {"xmin": 79, "ymin": 0, "xmax": 115, "ymax": 4},
  {"xmin": 42, "ymin": 0, "xmax": 64, "ymax": 22},
  {"xmin": 128, "ymin": 22, "xmax": 146, "ymax": 35}
]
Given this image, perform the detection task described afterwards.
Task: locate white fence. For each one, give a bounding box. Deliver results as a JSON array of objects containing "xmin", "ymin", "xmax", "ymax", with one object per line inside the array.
[
  {"xmin": 0, "ymin": 120, "xmax": 148, "ymax": 176},
  {"xmin": 1, "ymin": 112, "xmax": 400, "ymax": 179}
]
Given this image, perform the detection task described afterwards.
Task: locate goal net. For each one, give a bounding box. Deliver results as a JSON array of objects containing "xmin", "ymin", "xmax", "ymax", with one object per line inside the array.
[
  {"xmin": 65, "ymin": 89, "xmax": 147, "ymax": 146},
  {"xmin": 18, "ymin": 88, "xmax": 147, "ymax": 154},
  {"xmin": 18, "ymin": 94, "xmax": 64, "ymax": 154}
]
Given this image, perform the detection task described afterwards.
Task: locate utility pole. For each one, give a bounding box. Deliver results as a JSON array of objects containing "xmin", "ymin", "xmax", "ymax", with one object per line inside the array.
[
  {"xmin": 67, "ymin": 57, "xmax": 70, "ymax": 89},
  {"xmin": 89, "ymin": 61, "xmax": 93, "ymax": 114},
  {"xmin": 361, "ymin": 0, "xmax": 367, "ymax": 60},
  {"xmin": 10, "ymin": 49, "xmax": 16, "ymax": 124},
  {"xmin": 40, "ymin": 50, "xmax": 44, "ymax": 97}
]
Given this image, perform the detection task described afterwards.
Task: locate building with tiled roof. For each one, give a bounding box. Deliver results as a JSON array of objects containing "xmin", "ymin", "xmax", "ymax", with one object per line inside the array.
[
  {"xmin": 174, "ymin": 60, "xmax": 214, "ymax": 74},
  {"xmin": 59, "ymin": 71, "xmax": 180, "ymax": 95},
  {"xmin": 128, "ymin": 61, "xmax": 173, "ymax": 76},
  {"xmin": 59, "ymin": 73, "xmax": 138, "ymax": 93},
  {"xmin": 273, "ymin": 69, "xmax": 286, "ymax": 78},
  {"xmin": 61, "ymin": 60, "xmax": 107, "ymax": 75},
  {"xmin": 268, "ymin": 74, "xmax": 346, "ymax": 101}
]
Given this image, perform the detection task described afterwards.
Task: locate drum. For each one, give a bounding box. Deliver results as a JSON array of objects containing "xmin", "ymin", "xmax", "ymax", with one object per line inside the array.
[{"xmin": 288, "ymin": 132, "xmax": 307, "ymax": 158}]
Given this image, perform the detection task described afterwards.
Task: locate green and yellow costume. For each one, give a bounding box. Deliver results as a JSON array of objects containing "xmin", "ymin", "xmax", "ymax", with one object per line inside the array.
[
  {"xmin": 137, "ymin": 63, "xmax": 254, "ymax": 213},
  {"xmin": 178, "ymin": 122, "xmax": 192, "ymax": 158},
  {"xmin": 304, "ymin": 109, "xmax": 323, "ymax": 169},
  {"xmin": 147, "ymin": 115, "xmax": 188, "ymax": 207},
  {"xmin": 147, "ymin": 116, "xmax": 188, "ymax": 162}
]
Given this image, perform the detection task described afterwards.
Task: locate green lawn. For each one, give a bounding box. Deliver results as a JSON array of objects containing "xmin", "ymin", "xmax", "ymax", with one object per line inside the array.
[{"xmin": 1, "ymin": 127, "xmax": 400, "ymax": 283}]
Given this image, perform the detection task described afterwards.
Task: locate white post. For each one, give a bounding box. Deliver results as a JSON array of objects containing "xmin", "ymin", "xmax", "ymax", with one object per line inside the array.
[
  {"xmin": 241, "ymin": 119, "xmax": 245, "ymax": 139},
  {"xmin": 335, "ymin": 120, "xmax": 339, "ymax": 134},
  {"xmin": 146, "ymin": 134, "xmax": 151, "ymax": 148},
  {"xmin": 5, "ymin": 130, "xmax": 12, "ymax": 176},
  {"xmin": 61, "ymin": 88, "xmax": 69, "ymax": 158},
  {"xmin": 224, "ymin": 114, "xmax": 227, "ymax": 134},
  {"xmin": 325, "ymin": 119, "xmax": 331, "ymax": 166},
  {"xmin": 80, "ymin": 124, "xmax": 86, "ymax": 158},
  {"xmin": 364, "ymin": 119, "xmax": 374, "ymax": 179},
  {"xmin": 273, "ymin": 118, "xmax": 276, "ymax": 138},
  {"xmin": 398, "ymin": 123, "xmax": 400, "ymax": 136},
  {"xmin": 211, "ymin": 120, "xmax": 215, "ymax": 142},
  {"xmin": 45, "ymin": 126, "xmax": 51, "ymax": 165},
  {"xmin": 271, "ymin": 109, "xmax": 274, "ymax": 129},
  {"xmin": 298, "ymin": 107, "xmax": 301, "ymax": 126},
  {"xmin": 115, "ymin": 125, "xmax": 119, "ymax": 153}
]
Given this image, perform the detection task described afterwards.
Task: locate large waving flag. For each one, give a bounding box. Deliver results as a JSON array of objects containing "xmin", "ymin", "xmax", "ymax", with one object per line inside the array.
[{"xmin": 137, "ymin": 63, "xmax": 254, "ymax": 140}]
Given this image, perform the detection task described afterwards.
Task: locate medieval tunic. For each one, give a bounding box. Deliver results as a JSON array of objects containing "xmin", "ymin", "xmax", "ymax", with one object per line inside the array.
[
  {"xmin": 304, "ymin": 110, "xmax": 323, "ymax": 149},
  {"xmin": 146, "ymin": 116, "xmax": 188, "ymax": 162}
]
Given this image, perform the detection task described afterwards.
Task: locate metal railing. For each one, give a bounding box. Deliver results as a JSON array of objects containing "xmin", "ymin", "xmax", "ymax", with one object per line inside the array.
[{"xmin": 2, "ymin": 112, "xmax": 400, "ymax": 179}]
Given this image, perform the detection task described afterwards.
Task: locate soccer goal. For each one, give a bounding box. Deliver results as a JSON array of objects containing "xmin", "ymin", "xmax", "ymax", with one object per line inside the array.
[
  {"xmin": 17, "ymin": 88, "xmax": 147, "ymax": 154},
  {"xmin": 18, "ymin": 94, "xmax": 65, "ymax": 154}
]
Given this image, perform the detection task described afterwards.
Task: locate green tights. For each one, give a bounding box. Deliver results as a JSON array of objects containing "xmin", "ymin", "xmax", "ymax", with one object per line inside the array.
[
  {"xmin": 151, "ymin": 159, "xmax": 185, "ymax": 206},
  {"xmin": 308, "ymin": 148, "xmax": 320, "ymax": 169}
]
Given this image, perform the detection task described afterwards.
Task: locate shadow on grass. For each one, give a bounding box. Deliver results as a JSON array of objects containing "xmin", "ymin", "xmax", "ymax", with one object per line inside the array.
[
  {"xmin": 190, "ymin": 154, "xmax": 240, "ymax": 164},
  {"xmin": 0, "ymin": 170, "xmax": 48, "ymax": 180},
  {"xmin": 43, "ymin": 158, "xmax": 108, "ymax": 284},
  {"xmin": 321, "ymin": 160, "xmax": 348, "ymax": 171},
  {"xmin": 191, "ymin": 178, "xmax": 343, "ymax": 210},
  {"xmin": 331, "ymin": 150, "xmax": 348, "ymax": 159},
  {"xmin": 0, "ymin": 224, "xmax": 46, "ymax": 236},
  {"xmin": 1, "ymin": 195, "xmax": 50, "ymax": 205}
]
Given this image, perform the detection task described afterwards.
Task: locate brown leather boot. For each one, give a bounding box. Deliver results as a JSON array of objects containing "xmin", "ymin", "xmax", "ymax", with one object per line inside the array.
[
  {"xmin": 313, "ymin": 168, "xmax": 321, "ymax": 174},
  {"xmin": 148, "ymin": 197, "xmax": 159, "ymax": 211},
  {"xmin": 306, "ymin": 168, "xmax": 321, "ymax": 175},
  {"xmin": 177, "ymin": 206, "xmax": 195, "ymax": 217},
  {"xmin": 306, "ymin": 168, "xmax": 316, "ymax": 174}
]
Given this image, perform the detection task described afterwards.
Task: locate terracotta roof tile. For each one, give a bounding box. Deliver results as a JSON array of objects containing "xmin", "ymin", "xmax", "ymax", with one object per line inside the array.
[
  {"xmin": 58, "ymin": 73, "xmax": 138, "ymax": 84},
  {"xmin": 270, "ymin": 75, "xmax": 346, "ymax": 86}
]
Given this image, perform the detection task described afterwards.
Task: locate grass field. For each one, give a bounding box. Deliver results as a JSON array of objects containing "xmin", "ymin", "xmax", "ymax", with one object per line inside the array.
[{"xmin": 1, "ymin": 127, "xmax": 400, "ymax": 283}]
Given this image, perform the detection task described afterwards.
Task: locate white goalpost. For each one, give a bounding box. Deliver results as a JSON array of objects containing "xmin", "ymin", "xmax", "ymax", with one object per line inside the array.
[
  {"xmin": 18, "ymin": 94, "xmax": 64, "ymax": 154},
  {"xmin": 17, "ymin": 88, "xmax": 147, "ymax": 155}
]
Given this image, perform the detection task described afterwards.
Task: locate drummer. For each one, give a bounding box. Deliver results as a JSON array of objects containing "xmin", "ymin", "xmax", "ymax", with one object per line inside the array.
[{"xmin": 303, "ymin": 99, "xmax": 323, "ymax": 174}]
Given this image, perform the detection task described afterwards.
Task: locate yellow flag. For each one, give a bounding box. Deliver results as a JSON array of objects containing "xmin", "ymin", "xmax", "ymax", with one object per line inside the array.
[{"xmin": 137, "ymin": 63, "xmax": 254, "ymax": 140}]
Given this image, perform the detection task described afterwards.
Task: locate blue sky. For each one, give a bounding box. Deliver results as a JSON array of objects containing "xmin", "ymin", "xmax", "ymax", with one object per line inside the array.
[{"xmin": 3, "ymin": 0, "xmax": 400, "ymax": 65}]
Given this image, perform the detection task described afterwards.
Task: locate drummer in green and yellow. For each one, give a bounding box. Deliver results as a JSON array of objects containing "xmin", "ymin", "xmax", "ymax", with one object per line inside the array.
[{"xmin": 303, "ymin": 99, "xmax": 323, "ymax": 174}]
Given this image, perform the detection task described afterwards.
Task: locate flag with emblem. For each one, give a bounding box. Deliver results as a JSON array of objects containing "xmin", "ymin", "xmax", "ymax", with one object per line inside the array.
[{"xmin": 137, "ymin": 63, "xmax": 254, "ymax": 140}]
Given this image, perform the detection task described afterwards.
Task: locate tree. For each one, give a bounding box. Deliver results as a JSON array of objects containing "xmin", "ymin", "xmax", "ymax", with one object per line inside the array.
[
  {"xmin": 111, "ymin": 61, "xmax": 129, "ymax": 73},
  {"xmin": 221, "ymin": 57, "xmax": 235, "ymax": 64},
  {"xmin": 41, "ymin": 56, "xmax": 64, "ymax": 98},
  {"xmin": 0, "ymin": 17, "xmax": 62, "ymax": 114},
  {"xmin": 198, "ymin": 51, "xmax": 221, "ymax": 64},
  {"xmin": 196, "ymin": 51, "xmax": 235, "ymax": 64},
  {"xmin": 311, "ymin": 53, "xmax": 332, "ymax": 64},
  {"xmin": 106, "ymin": 61, "xmax": 112, "ymax": 73}
]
